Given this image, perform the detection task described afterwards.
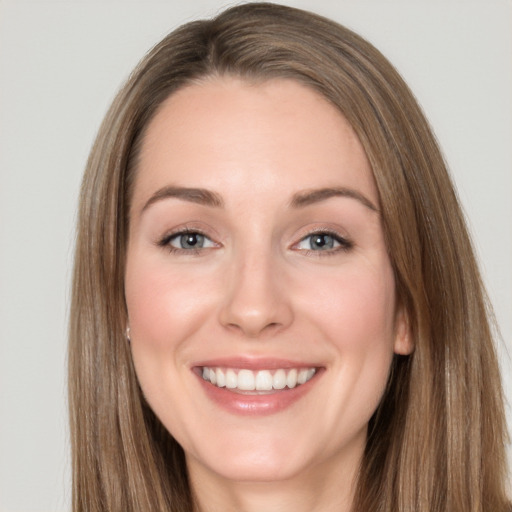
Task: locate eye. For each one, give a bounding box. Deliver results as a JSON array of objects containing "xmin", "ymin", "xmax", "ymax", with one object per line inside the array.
[
  {"xmin": 295, "ymin": 232, "xmax": 352, "ymax": 253},
  {"xmin": 159, "ymin": 230, "xmax": 217, "ymax": 252}
]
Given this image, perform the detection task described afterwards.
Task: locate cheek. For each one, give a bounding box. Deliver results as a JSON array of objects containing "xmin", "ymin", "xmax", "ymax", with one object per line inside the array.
[
  {"xmin": 125, "ymin": 255, "xmax": 215, "ymax": 350},
  {"xmin": 124, "ymin": 255, "xmax": 212, "ymax": 433},
  {"xmin": 302, "ymin": 262, "xmax": 397, "ymax": 418},
  {"xmin": 307, "ymin": 261, "xmax": 397, "ymax": 348}
]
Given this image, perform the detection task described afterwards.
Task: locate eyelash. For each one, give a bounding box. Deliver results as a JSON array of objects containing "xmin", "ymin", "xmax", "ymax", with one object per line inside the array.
[
  {"xmin": 157, "ymin": 229, "xmax": 353, "ymax": 256},
  {"xmin": 293, "ymin": 229, "xmax": 353, "ymax": 256},
  {"xmin": 157, "ymin": 228, "xmax": 215, "ymax": 255},
  {"xmin": 157, "ymin": 228, "xmax": 354, "ymax": 257}
]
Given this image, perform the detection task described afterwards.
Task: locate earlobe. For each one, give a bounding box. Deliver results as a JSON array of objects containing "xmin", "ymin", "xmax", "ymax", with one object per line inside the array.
[{"xmin": 393, "ymin": 307, "xmax": 414, "ymax": 355}]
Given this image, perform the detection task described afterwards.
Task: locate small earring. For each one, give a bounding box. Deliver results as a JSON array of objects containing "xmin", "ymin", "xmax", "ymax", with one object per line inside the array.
[{"xmin": 126, "ymin": 326, "xmax": 131, "ymax": 343}]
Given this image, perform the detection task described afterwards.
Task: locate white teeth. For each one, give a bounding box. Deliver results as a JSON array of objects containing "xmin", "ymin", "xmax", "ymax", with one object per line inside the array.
[
  {"xmin": 201, "ymin": 366, "xmax": 317, "ymax": 391},
  {"xmin": 255, "ymin": 370, "xmax": 273, "ymax": 391},
  {"xmin": 297, "ymin": 368, "xmax": 309, "ymax": 384},
  {"xmin": 238, "ymin": 369, "xmax": 255, "ymax": 391},
  {"xmin": 286, "ymin": 368, "xmax": 298, "ymax": 389},
  {"xmin": 226, "ymin": 369, "xmax": 237, "ymax": 389},
  {"xmin": 216, "ymin": 368, "xmax": 226, "ymax": 387},
  {"xmin": 273, "ymin": 369, "xmax": 286, "ymax": 389}
]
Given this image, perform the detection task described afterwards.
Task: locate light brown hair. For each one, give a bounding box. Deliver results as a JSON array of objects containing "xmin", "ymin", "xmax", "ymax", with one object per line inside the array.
[{"xmin": 69, "ymin": 3, "xmax": 510, "ymax": 511}]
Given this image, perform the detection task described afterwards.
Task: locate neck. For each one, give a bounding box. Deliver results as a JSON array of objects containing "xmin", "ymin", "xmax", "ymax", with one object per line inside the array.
[{"xmin": 188, "ymin": 448, "xmax": 361, "ymax": 512}]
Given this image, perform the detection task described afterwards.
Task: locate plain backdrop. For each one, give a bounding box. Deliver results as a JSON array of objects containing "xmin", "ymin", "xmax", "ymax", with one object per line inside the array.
[{"xmin": 0, "ymin": 1, "xmax": 510, "ymax": 510}]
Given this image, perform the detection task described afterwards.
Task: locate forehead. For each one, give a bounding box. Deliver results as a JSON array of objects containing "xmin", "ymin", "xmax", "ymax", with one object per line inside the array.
[{"xmin": 133, "ymin": 77, "xmax": 378, "ymax": 209}]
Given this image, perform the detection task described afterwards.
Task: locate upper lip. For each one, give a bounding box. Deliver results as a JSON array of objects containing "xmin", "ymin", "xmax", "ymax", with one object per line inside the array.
[{"xmin": 192, "ymin": 356, "xmax": 322, "ymax": 371}]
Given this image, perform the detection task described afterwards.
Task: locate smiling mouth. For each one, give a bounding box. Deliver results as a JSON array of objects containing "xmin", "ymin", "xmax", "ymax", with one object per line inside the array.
[{"xmin": 201, "ymin": 366, "xmax": 317, "ymax": 393}]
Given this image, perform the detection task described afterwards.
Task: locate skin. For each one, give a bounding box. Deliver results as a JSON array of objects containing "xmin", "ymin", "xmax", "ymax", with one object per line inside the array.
[{"xmin": 125, "ymin": 77, "xmax": 412, "ymax": 512}]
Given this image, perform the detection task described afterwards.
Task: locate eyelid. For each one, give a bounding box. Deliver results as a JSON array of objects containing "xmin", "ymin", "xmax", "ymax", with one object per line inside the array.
[
  {"xmin": 291, "ymin": 228, "xmax": 353, "ymax": 254},
  {"xmin": 170, "ymin": 232, "xmax": 216, "ymax": 249},
  {"xmin": 155, "ymin": 224, "xmax": 352, "ymax": 255},
  {"xmin": 156, "ymin": 226, "xmax": 220, "ymax": 254},
  {"xmin": 158, "ymin": 227, "xmax": 207, "ymax": 245}
]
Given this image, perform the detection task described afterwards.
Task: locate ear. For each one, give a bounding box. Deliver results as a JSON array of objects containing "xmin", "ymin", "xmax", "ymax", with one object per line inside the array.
[{"xmin": 393, "ymin": 306, "xmax": 414, "ymax": 355}]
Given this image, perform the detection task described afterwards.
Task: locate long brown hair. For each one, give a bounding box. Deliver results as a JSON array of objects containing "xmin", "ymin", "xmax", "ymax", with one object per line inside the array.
[{"xmin": 69, "ymin": 3, "xmax": 510, "ymax": 510}]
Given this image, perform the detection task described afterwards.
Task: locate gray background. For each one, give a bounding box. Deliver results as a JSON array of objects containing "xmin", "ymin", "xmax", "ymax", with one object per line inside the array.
[{"xmin": 0, "ymin": 1, "xmax": 510, "ymax": 510}]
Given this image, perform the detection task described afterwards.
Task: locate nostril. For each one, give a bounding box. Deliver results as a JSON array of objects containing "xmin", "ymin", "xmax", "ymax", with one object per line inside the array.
[
  {"xmin": 217, "ymin": 269, "xmax": 294, "ymax": 336},
  {"xmin": 224, "ymin": 320, "xmax": 286, "ymax": 339}
]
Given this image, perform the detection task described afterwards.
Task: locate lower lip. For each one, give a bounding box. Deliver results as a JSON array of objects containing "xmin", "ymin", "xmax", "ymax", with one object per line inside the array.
[{"xmin": 195, "ymin": 370, "xmax": 321, "ymax": 416}]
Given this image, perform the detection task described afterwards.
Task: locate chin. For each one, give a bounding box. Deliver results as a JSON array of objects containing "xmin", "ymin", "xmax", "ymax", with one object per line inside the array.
[
  {"xmin": 193, "ymin": 453, "xmax": 306, "ymax": 484},
  {"xmin": 184, "ymin": 428, "xmax": 318, "ymax": 483}
]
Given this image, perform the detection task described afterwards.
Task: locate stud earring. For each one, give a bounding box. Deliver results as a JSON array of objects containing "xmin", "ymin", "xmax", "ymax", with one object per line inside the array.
[{"xmin": 126, "ymin": 326, "xmax": 131, "ymax": 343}]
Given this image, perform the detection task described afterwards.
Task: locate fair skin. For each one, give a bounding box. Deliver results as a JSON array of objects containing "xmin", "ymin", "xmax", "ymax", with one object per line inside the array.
[{"xmin": 125, "ymin": 77, "xmax": 412, "ymax": 512}]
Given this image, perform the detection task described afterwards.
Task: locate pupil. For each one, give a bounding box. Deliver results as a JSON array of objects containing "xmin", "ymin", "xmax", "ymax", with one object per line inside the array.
[
  {"xmin": 312, "ymin": 234, "xmax": 333, "ymax": 250},
  {"xmin": 181, "ymin": 233, "xmax": 203, "ymax": 248}
]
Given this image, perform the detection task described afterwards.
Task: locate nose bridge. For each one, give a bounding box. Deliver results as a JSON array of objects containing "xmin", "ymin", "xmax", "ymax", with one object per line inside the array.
[{"xmin": 219, "ymin": 241, "xmax": 293, "ymax": 337}]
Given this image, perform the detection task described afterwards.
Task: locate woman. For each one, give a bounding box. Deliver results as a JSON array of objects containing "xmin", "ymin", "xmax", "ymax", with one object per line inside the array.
[{"xmin": 68, "ymin": 3, "xmax": 510, "ymax": 511}]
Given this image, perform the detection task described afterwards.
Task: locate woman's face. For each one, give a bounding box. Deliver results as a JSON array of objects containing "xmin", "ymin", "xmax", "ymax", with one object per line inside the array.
[{"xmin": 125, "ymin": 77, "xmax": 411, "ymax": 485}]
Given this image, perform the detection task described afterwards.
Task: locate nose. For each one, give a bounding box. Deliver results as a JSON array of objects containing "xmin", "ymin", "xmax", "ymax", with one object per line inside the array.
[{"xmin": 218, "ymin": 249, "xmax": 294, "ymax": 338}]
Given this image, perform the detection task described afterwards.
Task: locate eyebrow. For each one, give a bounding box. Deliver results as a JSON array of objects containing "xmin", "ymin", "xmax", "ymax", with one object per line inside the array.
[
  {"xmin": 290, "ymin": 187, "xmax": 379, "ymax": 212},
  {"xmin": 141, "ymin": 186, "xmax": 224, "ymax": 213},
  {"xmin": 141, "ymin": 185, "xmax": 378, "ymax": 214}
]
